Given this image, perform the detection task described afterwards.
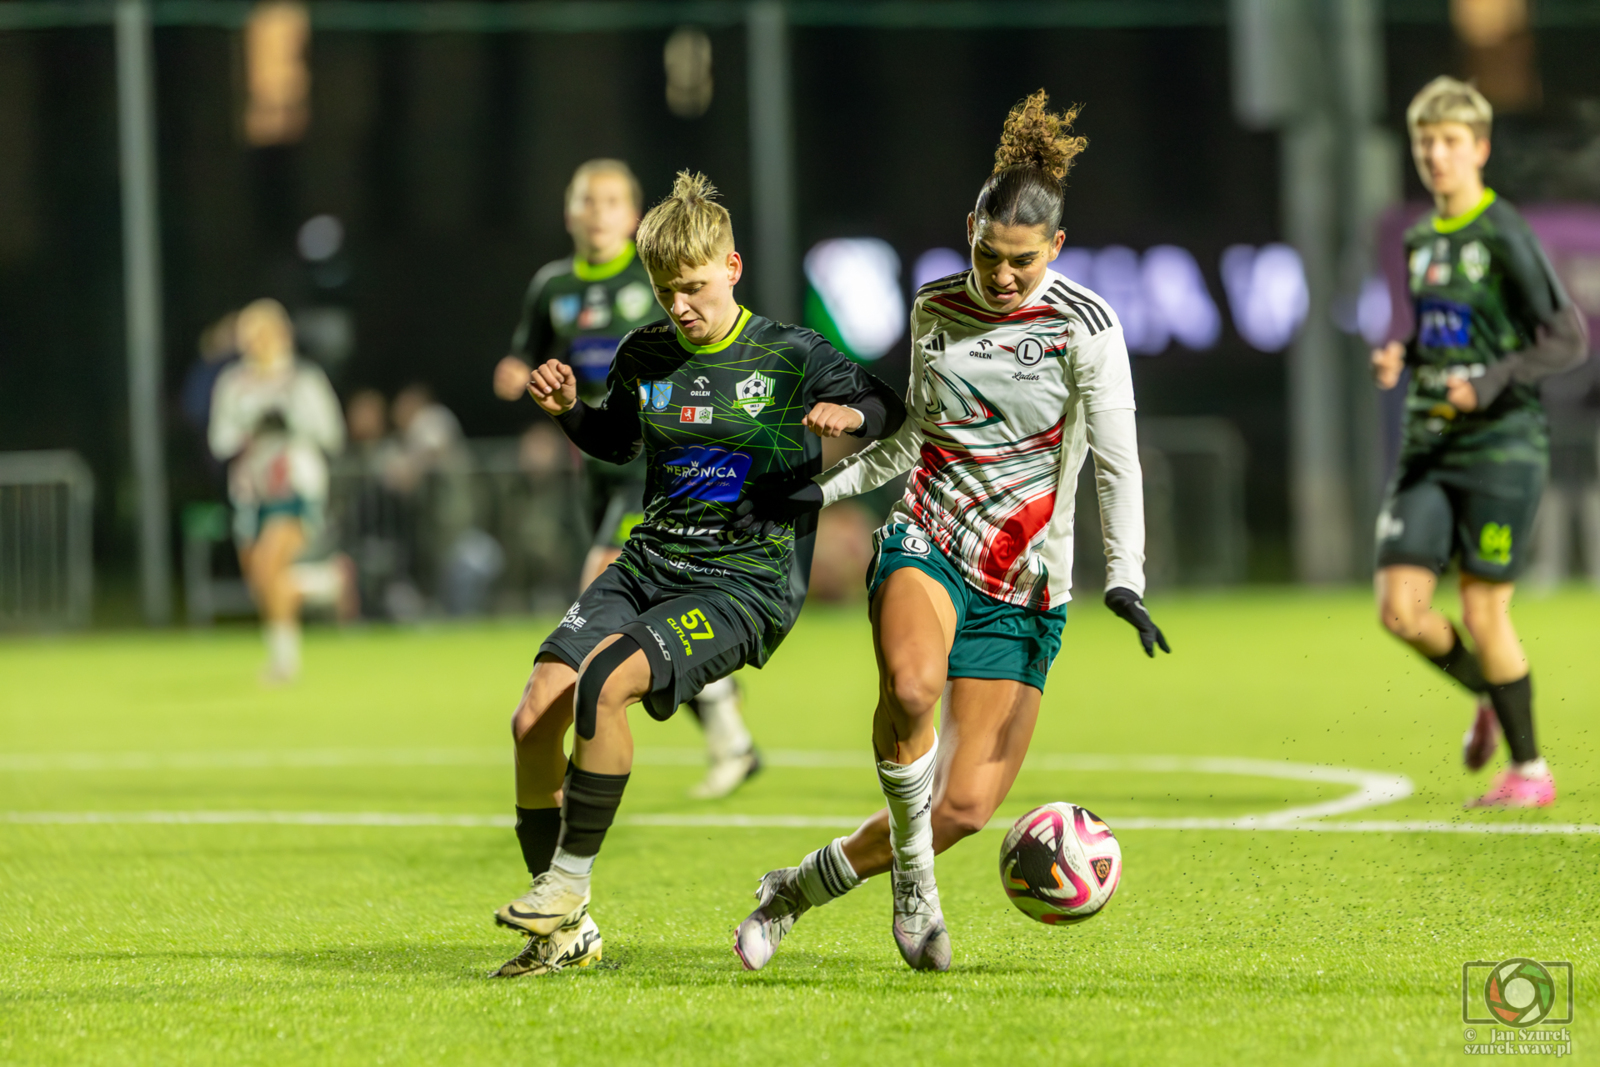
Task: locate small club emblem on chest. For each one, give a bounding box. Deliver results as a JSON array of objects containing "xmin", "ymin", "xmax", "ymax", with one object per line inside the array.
[
  {"xmin": 735, "ymin": 371, "xmax": 775, "ymax": 416},
  {"xmin": 1014, "ymin": 337, "xmax": 1045, "ymax": 367}
]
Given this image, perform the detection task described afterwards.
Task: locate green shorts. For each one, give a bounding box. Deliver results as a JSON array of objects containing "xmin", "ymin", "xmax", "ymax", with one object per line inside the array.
[
  {"xmin": 866, "ymin": 523, "xmax": 1067, "ymax": 692},
  {"xmin": 1375, "ymin": 459, "xmax": 1544, "ymax": 582}
]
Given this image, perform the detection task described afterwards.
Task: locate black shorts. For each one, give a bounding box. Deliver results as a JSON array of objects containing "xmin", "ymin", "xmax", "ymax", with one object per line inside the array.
[
  {"xmin": 538, "ymin": 549, "xmax": 764, "ymax": 721},
  {"xmin": 1375, "ymin": 460, "xmax": 1544, "ymax": 582},
  {"xmin": 584, "ymin": 458, "xmax": 647, "ymax": 552}
]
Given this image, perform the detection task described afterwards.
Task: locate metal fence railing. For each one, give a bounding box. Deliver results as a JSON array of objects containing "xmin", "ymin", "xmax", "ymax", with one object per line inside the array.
[{"xmin": 0, "ymin": 450, "xmax": 95, "ymax": 629}]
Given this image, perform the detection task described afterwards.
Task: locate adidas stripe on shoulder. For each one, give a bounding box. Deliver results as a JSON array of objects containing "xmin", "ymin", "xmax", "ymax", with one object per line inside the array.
[{"xmin": 1040, "ymin": 279, "xmax": 1112, "ymax": 336}]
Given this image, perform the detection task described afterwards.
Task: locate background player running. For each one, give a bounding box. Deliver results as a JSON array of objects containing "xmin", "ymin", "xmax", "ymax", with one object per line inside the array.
[
  {"xmin": 487, "ymin": 171, "xmax": 906, "ymax": 978},
  {"xmin": 1371, "ymin": 77, "xmax": 1588, "ymax": 809},
  {"xmin": 732, "ymin": 92, "xmax": 1168, "ymax": 972},
  {"xmin": 208, "ymin": 299, "xmax": 345, "ymax": 684},
  {"xmin": 494, "ymin": 159, "xmax": 760, "ymax": 800}
]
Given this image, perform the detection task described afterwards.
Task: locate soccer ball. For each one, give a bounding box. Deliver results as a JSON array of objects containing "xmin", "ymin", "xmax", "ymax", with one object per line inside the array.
[{"xmin": 999, "ymin": 802, "xmax": 1122, "ymax": 925}]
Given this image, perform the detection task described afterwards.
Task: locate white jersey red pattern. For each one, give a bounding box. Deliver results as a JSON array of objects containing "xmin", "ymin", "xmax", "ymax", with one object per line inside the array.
[{"xmin": 816, "ymin": 267, "xmax": 1145, "ymax": 609}]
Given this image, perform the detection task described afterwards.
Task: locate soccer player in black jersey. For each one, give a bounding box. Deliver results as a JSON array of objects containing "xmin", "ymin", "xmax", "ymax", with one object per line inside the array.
[
  {"xmin": 1372, "ymin": 78, "xmax": 1588, "ymax": 808},
  {"xmin": 494, "ymin": 159, "xmax": 762, "ymax": 800},
  {"xmin": 486, "ymin": 171, "xmax": 906, "ymax": 977}
]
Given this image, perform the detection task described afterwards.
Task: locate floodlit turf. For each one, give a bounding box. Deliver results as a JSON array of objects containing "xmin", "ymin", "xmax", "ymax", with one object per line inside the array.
[{"xmin": 1, "ymin": 589, "xmax": 1596, "ymax": 1065}]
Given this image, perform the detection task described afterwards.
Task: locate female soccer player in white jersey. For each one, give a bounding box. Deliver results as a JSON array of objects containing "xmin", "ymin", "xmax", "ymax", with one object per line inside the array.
[{"xmin": 732, "ymin": 91, "xmax": 1169, "ymax": 972}]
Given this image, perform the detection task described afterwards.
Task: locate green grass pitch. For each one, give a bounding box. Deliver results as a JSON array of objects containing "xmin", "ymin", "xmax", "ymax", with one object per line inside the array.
[{"xmin": 1, "ymin": 589, "xmax": 1595, "ymax": 1064}]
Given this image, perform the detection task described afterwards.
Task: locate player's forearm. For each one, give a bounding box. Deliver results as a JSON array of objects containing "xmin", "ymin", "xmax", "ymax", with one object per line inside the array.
[
  {"xmin": 1472, "ymin": 304, "xmax": 1591, "ymax": 408},
  {"xmin": 1086, "ymin": 407, "xmax": 1147, "ymax": 597},
  {"xmin": 823, "ymin": 380, "xmax": 906, "ymax": 440},
  {"xmin": 552, "ymin": 401, "xmax": 641, "ymax": 464},
  {"xmin": 814, "ymin": 417, "xmax": 920, "ymax": 506}
]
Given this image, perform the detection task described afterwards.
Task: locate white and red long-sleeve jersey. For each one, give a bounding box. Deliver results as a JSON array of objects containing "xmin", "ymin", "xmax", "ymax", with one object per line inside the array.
[{"xmin": 816, "ymin": 267, "xmax": 1146, "ymax": 609}]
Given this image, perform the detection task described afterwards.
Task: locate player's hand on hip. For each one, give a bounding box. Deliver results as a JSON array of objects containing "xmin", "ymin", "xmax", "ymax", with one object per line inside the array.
[
  {"xmin": 1445, "ymin": 374, "xmax": 1479, "ymax": 412},
  {"xmin": 494, "ymin": 355, "xmax": 534, "ymax": 401},
  {"xmin": 1370, "ymin": 341, "xmax": 1404, "ymax": 390},
  {"xmin": 526, "ymin": 359, "xmax": 578, "ymax": 416},
  {"xmin": 1104, "ymin": 587, "xmax": 1171, "ymax": 659},
  {"xmin": 803, "ymin": 402, "xmax": 863, "ymax": 438}
]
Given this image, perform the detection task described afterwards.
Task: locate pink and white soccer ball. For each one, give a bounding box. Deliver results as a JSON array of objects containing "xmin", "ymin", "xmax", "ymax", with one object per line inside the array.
[{"xmin": 999, "ymin": 802, "xmax": 1123, "ymax": 925}]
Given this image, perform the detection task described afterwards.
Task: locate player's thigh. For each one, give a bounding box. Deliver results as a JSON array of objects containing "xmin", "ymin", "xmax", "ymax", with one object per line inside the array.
[
  {"xmin": 1455, "ymin": 462, "xmax": 1544, "ymax": 582},
  {"xmin": 936, "ymin": 677, "xmax": 1042, "ymax": 826},
  {"xmin": 1375, "ymin": 472, "xmax": 1453, "ymax": 577},
  {"xmin": 535, "ymin": 562, "xmax": 650, "ymax": 721},
  {"xmin": 869, "ymin": 568, "xmax": 958, "ymax": 707},
  {"xmin": 514, "ymin": 653, "xmax": 578, "ymax": 742},
  {"xmin": 624, "ymin": 594, "xmax": 763, "ymax": 723}
]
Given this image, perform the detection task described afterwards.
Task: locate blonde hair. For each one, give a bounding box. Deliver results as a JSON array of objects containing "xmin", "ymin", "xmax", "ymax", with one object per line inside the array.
[
  {"xmin": 636, "ymin": 170, "xmax": 734, "ymax": 274},
  {"xmin": 565, "ymin": 158, "xmax": 644, "ymax": 214},
  {"xmin": 975, "ymin": 90, "xmax": 1087, "ymax": 233},
  {"xmin": 1407, "ymin": 76, "xmax": 1493, "ymax": 140},
  {"xmin": 993, "ymin": 89, "xmax": 1087, "ymax": 183}
]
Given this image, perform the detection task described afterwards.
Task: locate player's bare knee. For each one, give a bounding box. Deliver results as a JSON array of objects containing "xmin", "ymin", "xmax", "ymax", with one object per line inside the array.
[{"xmin": 884, "ymin": 663, "xmax": 943, "ymax": 718}]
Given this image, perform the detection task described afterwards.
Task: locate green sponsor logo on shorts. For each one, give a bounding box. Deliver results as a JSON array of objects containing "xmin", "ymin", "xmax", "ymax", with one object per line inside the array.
[{"xmin": 1479, "ymin": 522, "xmax": 1513, "ymax": 566}]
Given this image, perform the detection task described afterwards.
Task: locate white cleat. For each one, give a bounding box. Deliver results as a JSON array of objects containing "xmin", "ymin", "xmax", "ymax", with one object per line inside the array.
[
  {"xmin": 489, "ymin": 914, "xmax": 603, "ymax": 978},
  {"xmin": 494, "ymin": 871, "xmax": 590, "ymax": 938},
  {"xmin": 690, "ymin": 747, "xmax": 762, "ymax": 800},
  {"xmin": 734, "ymin": 867, "xmax": 810, "ymax": 971},
  {"xmin": 891, "ymin": 865, "xmax": 951, "ymax": 972}
]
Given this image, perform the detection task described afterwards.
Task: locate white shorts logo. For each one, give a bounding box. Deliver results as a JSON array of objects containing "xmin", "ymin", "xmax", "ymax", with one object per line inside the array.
[
  {"xmin": 1376, "ymin": 511, "xmax": 1405, "ymax": 542},
  {"xmin": 902, "ymin": 534, "xmax": 930, "ymax": 556},
  {"xmin": 643, "ymin": 624, "xmax": 671, "ymax": 662},
  {"xmin": 559, "ymin": 603, "xmax": 587, "ymax": 631}
]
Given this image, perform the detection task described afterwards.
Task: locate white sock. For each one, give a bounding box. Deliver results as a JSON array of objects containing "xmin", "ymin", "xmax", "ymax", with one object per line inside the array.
[
  {"xmin": 695, "ymin": 676, "xmax": 753, "ymax": 761},
  {"xmin": 550, "ymin": 846, "xmax": 595, "ymax": 893},
  {"xmin": 1513, "ymin": 758, "xmax": 1550, "ymax": 779},
  {"xmin": 266, "ymin": 621, "xmax": 300, "ymax": 675},
  {"xmin": 877, "ymin": 738, "xmax": 938, "ymax": 873},
  {"xmin": 796, "ymin": 837, "xmax": 862, "ymax": 908}
]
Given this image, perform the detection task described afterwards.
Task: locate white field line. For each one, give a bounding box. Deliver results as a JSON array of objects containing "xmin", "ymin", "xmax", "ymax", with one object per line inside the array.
[{"xmin": 3, "ymin": 747, "xmax": 1589, "ymax": 833}]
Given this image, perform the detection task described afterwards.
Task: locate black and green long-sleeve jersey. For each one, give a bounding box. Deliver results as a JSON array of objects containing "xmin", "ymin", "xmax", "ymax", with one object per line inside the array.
[
  {"xmin": 1401, "ymin": 190, "xmax": 1582, "ymax": 467},
  {"xmin": 553, "ymin": 308, "xmax": 906, "ymax": 661},
  {"xmin": 510, "ymin": 241, "xmax": 664, "ymax": 404}
]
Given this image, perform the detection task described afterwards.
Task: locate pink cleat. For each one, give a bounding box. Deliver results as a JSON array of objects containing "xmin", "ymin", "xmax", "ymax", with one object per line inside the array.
[
  {"xmin": 1466, "ymin": 768, "xmax": 1555, "ymax": 809},
  {"xmin": 1462, "ymin": 698, "xmax": 1501, "ymax": 772}
]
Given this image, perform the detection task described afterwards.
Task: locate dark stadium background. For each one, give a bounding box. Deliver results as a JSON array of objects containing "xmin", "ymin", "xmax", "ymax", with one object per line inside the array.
[{"xmin": 0, "ymin": 4, "xmax": 1597, "ymax": 609}]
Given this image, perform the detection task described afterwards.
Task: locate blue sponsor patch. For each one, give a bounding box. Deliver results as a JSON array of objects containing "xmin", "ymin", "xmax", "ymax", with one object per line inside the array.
[
  {"xmin": 658, "ymin": 445, "xmax": 752, "ymax": 503},
  {"xmin": 1417, "ymin": 297, "xmax": 1471, "ymax": 349},
  {"xmin": 551, "ymin": 293, "xmax": 582, "ymax": 328},
  {"xmin": 568, "ymin": 336, "xmax": 620, "ymax": 384}
]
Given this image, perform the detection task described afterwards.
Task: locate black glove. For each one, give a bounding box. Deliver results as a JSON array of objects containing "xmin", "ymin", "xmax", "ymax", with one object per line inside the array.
[
  {"xmin": 723, "ymin": 476, "xmax": 824, "ymax": 541},
  {"xmin": 1104, "ymin": 587, "xmax": 1170, "ymax": 658}
]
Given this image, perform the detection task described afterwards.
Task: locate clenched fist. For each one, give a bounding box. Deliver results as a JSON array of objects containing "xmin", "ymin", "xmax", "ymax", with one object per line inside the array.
[
  {"xmin": 526, "ymin": 359, "xmax": 578, "ymax": 417},
  {"xmin": 1371, "ymin": 341, "xmax": 1404, "ymax": 390},
  {"xmin": 1445, "ymin": 374, "xmax": 1479, "ymax": 412},
  {"xmin": 802, "ymin": 402, "xmax": 863, "ymax": 439}
]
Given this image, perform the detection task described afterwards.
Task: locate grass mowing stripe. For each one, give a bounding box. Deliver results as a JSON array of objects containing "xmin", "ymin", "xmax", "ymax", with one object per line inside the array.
[{"xmin": 13, "ymin": 813, "xmax": 1598, "ymax": 833}]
